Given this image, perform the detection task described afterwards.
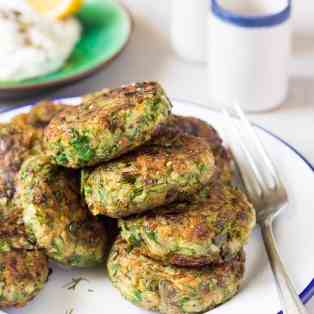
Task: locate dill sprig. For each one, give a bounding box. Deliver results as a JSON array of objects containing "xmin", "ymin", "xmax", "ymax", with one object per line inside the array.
[{"xmin": 63, "ymin": 277, "xmax": 89, "ymax": 290}]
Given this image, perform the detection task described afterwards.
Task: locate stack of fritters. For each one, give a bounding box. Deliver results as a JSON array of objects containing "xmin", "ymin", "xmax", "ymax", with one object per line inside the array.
[
  {"xmin": 42, "ymin": 82, "xmax": 255, "ymax": 314},
  {"xmin": 106, "ymin": 115, "xmax": 255, "ymax": 314},
  {"xmin": 15, "ymin": 102, "xmax": 108, "ymax": 271},
  {"xmin": 0, "ymin": 108, "xmax": 52, "ymax": 308},
  {"xmin": 0, "ymin": 102, "xmax": 107, "ymax": 308},
  {"xmin": 1, "ymin": 82, "xmax": 255, "ymax": 313}
]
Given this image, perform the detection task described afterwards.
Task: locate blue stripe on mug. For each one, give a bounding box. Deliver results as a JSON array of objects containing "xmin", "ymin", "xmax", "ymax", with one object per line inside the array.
[{"xmin": 211, "ymin": 0, "xmax": 291, "ymax": 28}]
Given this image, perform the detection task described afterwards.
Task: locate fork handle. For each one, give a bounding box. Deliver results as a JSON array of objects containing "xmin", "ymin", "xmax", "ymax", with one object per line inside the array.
[{"xmin": 261, "ymin": 220, "xmax": 309, "ymax": 314}]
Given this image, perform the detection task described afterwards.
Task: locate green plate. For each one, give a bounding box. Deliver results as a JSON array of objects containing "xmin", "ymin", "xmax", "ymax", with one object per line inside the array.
[{"xmin": 0, "ymin": 0, "xmax": 132, "ymax": 99}]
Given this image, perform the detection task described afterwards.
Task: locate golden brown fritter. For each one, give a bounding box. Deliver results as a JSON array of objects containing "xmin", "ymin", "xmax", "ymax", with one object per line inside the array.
[
  {"xmin": 166, "ymin": 115, "xmax": 233, "ymax": 183},
  {"xmin": 120, "ymin": 183, "xmax": 255, "ymax": 266},
  {"xmin": 18, "ymin": 155, "xmax": 107, "ymax": 267},
  {"xmin": 0, "ymin": 101, "xmax": 68, "ymax": 214},
  {"xmin": 82, "ymin": 132, "xmax": 215, "ymax": 218},
  {"xmin": 1, "ymin": 102, "xmax": 68, "ymax": 206},
  {"xmin": 45, "ymin": 82, "xmax": 172, "ymax": 168},
  {"xmin": 107, "ymin": 237, "xmax": 245, "ymax": 314},
  {"xmin": 0, "ymin": 249, "xmax": 48, "ymax": 308},
  {"xmin": 0, "ymin": 102, "xmax": 68, "ymax": 237},
  {"xmin": 0, "ymin": 209, "xmax": 36, "ymax": 251}
]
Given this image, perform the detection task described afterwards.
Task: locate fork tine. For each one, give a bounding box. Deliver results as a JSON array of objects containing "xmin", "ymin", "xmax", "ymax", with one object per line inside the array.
[
  {"xmin": 233, "ymin": 103, "xmax": 281, "ymax": 190},
  {"xmin": 222, "ymin": 107, "xmax": 264, "ymax": 201}
]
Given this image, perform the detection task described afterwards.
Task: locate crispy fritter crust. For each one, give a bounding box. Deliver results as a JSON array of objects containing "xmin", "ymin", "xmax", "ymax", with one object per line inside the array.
[
  {"xmin": 0, "ymin": 124, "xmax": 40, "ymax": 174},
  {"xmin": 45, "ymin": 82, "xmax": 172, "ymax": 168},
  {"xmin": 119, "ymin": 184, "xmax": 255, "ymax": 266},
  {"xmin": 0, "ymin": 249, "xmax": 48, "ymax": 308},
  {"xmin": 166, "ymin": 115, "xmax": 232, "ymax": 183},
  {"xmin": 12, "ymin": 101, "xmax": 68, "ymax": 130},
  {"xmin": 107, "ymin": 238, "xmax": 245, "ymax": 314},
  {"xmin": 82, "ymin": 132, "xmax": 215, "ymax": 218},
  {"xmin": 0, "ymin": 210, "xmax": 36, "ymax": 251},
  {"xmin": 18, "ymin": 155, "xmax": 107, "ymax": 267}
]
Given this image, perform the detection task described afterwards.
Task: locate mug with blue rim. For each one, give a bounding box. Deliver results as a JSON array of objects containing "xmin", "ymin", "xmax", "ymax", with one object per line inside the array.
[{"xmin": 208, "ymin": 0, "xmax": 292, "ymax": 112}]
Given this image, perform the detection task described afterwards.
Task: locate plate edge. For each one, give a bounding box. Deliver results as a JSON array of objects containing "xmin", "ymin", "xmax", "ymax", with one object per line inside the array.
[{"xmin": 0, "ymin": 97, "xmax": 313, "ymax": 313}]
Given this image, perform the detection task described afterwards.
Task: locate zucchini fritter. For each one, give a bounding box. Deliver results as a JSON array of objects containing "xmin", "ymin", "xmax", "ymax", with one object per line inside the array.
[
  {"xmin": 166, "ymin": 115, "xmax": 232, "ymax": 183},
  {"xmin": 0, "ymin": 101, "xmax": 66, "ymax": 217},
  {"xmin": 18, "ymin": 155, "xmax": 107, "ymax": 267},
  {"xmin": 82, "ymin": 132, "xmax": 215, "ymax": 218},
  {"xmin": 107, "ymin": 237, "xmax": 245, "ymax": 314},
  {"xmin": 45, "ymin": 82, "xmax": 172, "ymax": 168},
  {"xmin": 0, "ymin": 102, "xmax": 69, "ymax": 245},
  {"xmin": 119, "ymin": 184, "xmax": 255, "ymax": 266},
  {"xmin": 0, "ymin": 249, "xmax": 48, "ymax": 308}
]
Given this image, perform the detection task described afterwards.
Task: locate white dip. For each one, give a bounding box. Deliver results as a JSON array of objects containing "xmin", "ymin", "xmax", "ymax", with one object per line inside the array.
[{"xmin": 0, "ymin": 0, "xmax": 81, "ymax": 81}]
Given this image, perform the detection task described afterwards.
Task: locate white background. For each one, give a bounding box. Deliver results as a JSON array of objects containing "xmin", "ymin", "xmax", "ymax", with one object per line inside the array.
[{"xmin": 0, "ymin": 0, "xmax": 313, "ymax": 312}]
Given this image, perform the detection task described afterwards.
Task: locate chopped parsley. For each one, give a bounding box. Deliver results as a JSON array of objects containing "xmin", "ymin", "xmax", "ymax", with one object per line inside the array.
[
  {"xmin": 55, "ymin": 152, "xmax": 69, "ymax": 166},
  {"xmin": 70, "ymin": 129, "xmax": 95, "ymax": 162},
  {"xmin": 144, "ymin": 228, "xmax": 158, "ymax": 243},
  {"xmin": 132, "ymin": 289, "xmax": 143, "ymax": 303},
  {"xmin": 0, "ymin": 241, "xmax": 10, "ymax": 253}
]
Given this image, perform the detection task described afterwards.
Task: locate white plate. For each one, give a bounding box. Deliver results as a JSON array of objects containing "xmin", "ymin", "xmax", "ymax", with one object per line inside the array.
[{"xmin": 1, "ymin": 98, "xmax": 314, "ymax": 314}]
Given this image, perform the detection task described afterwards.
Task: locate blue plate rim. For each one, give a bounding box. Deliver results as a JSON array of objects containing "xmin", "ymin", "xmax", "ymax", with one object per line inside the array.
[{"xmin": 0, "ymin": 96, "xmax": 313, "ymax": 312}]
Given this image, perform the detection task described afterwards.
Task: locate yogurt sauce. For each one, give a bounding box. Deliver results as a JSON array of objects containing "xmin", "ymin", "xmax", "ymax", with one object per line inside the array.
[{"xmin": 0, "ymin": 0, "xmax": 81, "ymax": 81}]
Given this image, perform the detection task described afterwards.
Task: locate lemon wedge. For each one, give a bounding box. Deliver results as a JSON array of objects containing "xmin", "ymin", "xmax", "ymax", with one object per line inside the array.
[{"xmin": 27, "ymin": 0, "xmax": 84, "ymax": 19}]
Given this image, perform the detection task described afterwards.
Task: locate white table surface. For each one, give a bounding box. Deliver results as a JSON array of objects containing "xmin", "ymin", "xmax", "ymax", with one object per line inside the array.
[{"xmin": 1, "ymin": 1, "xmax": 313, "ymax": 311}]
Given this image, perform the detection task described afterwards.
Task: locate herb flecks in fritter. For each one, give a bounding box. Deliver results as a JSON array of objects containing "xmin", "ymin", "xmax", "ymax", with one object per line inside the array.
[
  {"xmin": 45, "ymin": 82, "xmax": 172, "ymax": 168},
  {"xmin": 82, "ymin": 132, "xmax": 215, "ymax": 218},
  {"xmin": 18, "ymin": 155, "xmax": 107, "ymax": 267},
  {"xmin": 0, "ymin": 249, "xmax": 48, "ymax": 308},
  {"xmin": 108, "ymin": 238, "xmax": 245, "ymax": 314},
  {"xmin": 119, "ymin": 184, "xmax": 255, "ymax": 266}
]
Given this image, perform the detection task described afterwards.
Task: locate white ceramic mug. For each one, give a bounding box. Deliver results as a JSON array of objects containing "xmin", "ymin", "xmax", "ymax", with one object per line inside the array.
[
  {"xmin": 171, "ymin": 0, "xmax": 208, "ymax": 63},
  {"xmin": 208, "ymin": 0, "xmax": 291, "ymax": 112}
]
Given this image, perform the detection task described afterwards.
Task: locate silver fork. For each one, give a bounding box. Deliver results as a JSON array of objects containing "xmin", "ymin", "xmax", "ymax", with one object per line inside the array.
[{"xmin": 223, "ymin": 104, "xmax": 308, "ymax": 314}]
